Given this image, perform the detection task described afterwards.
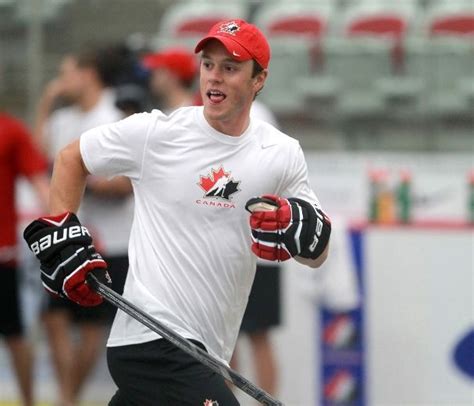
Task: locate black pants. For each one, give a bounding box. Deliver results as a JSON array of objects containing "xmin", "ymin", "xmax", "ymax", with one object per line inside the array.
[{"xmin": 107, "ymin": 339, "xmax": 239, "ymax": 405}]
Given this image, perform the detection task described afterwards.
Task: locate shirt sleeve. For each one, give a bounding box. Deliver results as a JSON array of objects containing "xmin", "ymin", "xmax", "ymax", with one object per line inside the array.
[
  {"xmin": 80, "ymin": 111, "xmax": 161, "ymax": 181},
  {"xmin": 13, "ymin": 118, "xmax": 48, "ymax": 177},
  {"xmin": 278, "ymin": 142, "xmax": 321, "ymax": 207}
]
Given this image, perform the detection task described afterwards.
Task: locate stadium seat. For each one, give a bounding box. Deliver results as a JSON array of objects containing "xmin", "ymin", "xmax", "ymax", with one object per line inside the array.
[
  {"xmin": 405, "ymin": 37, "xmax": 473, "ymax": 118},
  {"xmin": 299, "ymin": 37, "xmax": 394, "ymax": 119},
  {"xmin": 335, "ymin": 0, "xmax": 419, "ymax": 72},
  {"xmin": 14, "ymin": 0, "xmax": 72, "ymax": 22},
  {"xmin": 254, "ymin": 0, "xmax": 334, "ymax": 39},
  {"xmin": 419, "ymin": 0, "xmax": 474, "ymax": 37},
  {"xmin": 378, "ymin": 0, "xmax": 474, "ymax": 121},
  {"xmin": 253, "ymin": 1, "xmax": 335, "ymax": 115},
  {"xmin": 292, "ymin": 1, "xmax": 420, "ymax": 121},
  {"xmin": 259, "ymin": 37, "xmax": 315, "ymax": 115},
  {"xmin": 151, "ymin": 0, "xmax": 247, "ymax": 50}
]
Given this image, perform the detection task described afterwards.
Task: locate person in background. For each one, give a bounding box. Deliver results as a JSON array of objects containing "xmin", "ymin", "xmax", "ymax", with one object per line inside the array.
[
  {"xmin": 0, "ymin": 111, "xmax": 49, "ymax": 406},
  {"xmin": 33, "ymin": 45, "xmax": 133, "ymax": 406},
  {"xmin": 142, "ymin": 47, "xmax": 198, "ymax": 112},
  {"xmin": 230, "ymin": 100, "xmax": 282, "ymax": 396},
  {"xmin": 114, "ymin": 42, "xmax": 152, "ymax": 116},
  {"xmin": 115, "ymin": 83, "xmax": 149, "ymax": 116}
]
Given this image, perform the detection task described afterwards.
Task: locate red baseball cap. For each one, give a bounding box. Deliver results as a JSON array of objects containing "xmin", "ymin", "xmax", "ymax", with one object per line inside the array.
[
  {"xmin": 142, "ymin": 48, "xmax": 198, "ymax": 82},
  {"xmin": 194, "ymin": 19, "xmax": 271, "ymax": 69}
]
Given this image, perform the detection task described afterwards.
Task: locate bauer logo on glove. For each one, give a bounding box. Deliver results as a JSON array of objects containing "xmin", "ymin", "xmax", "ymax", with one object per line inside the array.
[
  {"xmin": 29, "ymin": 223, "xmax": 91, "ymax": 255},
  {"xmin": 23, "ymin": 212, "xmax": 112, "ymax": 307},
  {"xmin": 245, "ymin": 194, "xmax": 331, "ymax": 262}
]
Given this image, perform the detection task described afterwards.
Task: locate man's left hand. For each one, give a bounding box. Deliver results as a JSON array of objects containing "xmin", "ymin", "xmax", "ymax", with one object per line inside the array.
[{"xmin": 245, "ymin": 194, "xmax": 331, "ymax": 262}]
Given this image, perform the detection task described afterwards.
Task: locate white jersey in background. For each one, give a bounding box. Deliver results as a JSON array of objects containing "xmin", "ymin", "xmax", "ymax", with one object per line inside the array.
[
  {"xmin": 47, "ymin": 89, "xmax": 122, "ymax": 158},
  {"xmin": 250, "ymin": 99, "xmax": 278, "ymax": 128},
  {"xmin": 46, "ymin": 89, "xmax": 133, "ymax": 255},
  {"xmin": 80, "ymin": 106, "xmax": 323, "ymax": 364}
]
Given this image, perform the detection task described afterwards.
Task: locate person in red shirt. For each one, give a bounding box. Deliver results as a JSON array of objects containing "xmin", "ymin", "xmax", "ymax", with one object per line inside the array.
[{"xmin": 0, "ymin": 112, "xmax": 49, "ymax": 406}]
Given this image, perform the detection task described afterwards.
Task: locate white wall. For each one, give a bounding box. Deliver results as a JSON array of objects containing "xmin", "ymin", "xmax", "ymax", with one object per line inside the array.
[{"xmin": 366, "ymin": 227, "xmax": 473, "ymax": 405}]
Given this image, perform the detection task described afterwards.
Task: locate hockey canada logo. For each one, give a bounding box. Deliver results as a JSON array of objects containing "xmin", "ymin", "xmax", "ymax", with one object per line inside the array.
[
  {"xmin": 218, "ymin": 21, "xmax": 240, "ymax": 36},
  {"xmin": 324, "ymin": 369, "xmax": 357, "ymax": 402},
  {"xmin": 198, "ymin": 166, "xmax": 240, "ymax": 201},
  {"xmin": 323, "ymin": 314, "xmax": 358, "ymax": 349}
]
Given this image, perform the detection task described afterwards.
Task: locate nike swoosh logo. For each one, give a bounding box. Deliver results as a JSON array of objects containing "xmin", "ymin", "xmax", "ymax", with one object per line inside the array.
[
  {"xmin": 232, "ymin": 51, "xmax": 241, "ymax": 57},
  {"xmin": 261, "ymin": 144, "xmax": 277, "ymax": 149}
]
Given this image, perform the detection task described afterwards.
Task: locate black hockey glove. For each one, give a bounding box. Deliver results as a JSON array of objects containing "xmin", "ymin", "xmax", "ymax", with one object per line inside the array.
[
  {"xmin": 23, "ymin": 212, "xmax": 111, "ymax": 306},
  {"xmin": 246, "ymin": 194, "xmax": 331, "ymax": 262}
]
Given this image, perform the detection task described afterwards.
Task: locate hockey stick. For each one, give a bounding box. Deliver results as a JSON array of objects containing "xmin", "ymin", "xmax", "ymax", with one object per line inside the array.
[{"xmin": 86, "ymin": 273, "xmax": 284, "ymax": 406}]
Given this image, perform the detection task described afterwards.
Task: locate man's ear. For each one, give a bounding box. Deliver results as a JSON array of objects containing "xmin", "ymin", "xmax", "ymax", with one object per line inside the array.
[{"xmin": 254, "ymin": 69, "xmax": 268, "ymax": 94}]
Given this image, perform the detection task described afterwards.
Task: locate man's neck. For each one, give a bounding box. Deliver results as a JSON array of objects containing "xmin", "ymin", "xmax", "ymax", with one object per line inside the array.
[
  {"xmin": 204, "ymin": 110, "xmax": 251, "ymax": 137},
  {"xmin": 78, "ymin": 85, "xmax": 105, "ymax": 112},
  {"xmin": 165, "ymin": 88, "xmax": 193, "ymax": 111}
]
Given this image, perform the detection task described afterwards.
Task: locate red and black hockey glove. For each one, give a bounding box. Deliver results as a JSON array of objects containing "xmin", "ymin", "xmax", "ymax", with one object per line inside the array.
[
  {"xmin": 245, "ymin": 194, "xmax": 331, "ymax": 262},
  {"xmin": 23, "ymin": 212, "xmax": 111, "ymax": 306}
]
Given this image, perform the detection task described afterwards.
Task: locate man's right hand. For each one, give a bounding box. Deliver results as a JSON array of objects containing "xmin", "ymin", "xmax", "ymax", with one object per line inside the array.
[{"xmin": 23, "ymin": 212, "xmax": 111, "ymax": 306}]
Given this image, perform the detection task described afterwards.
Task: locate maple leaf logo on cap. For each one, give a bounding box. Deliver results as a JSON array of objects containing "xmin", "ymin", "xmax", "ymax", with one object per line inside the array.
[
  {"xmin": 217, "ymin": 21, "xmax": 240, "ymax": 36},
  {"xmin": 198, "ymin": 165, "xmax": 240, "ymax": 201}
]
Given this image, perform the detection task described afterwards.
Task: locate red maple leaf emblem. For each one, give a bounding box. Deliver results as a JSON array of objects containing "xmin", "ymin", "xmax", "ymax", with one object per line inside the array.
[{"xmin": 198, "ymin": 166, "xmax": 229, "ymax": 193}]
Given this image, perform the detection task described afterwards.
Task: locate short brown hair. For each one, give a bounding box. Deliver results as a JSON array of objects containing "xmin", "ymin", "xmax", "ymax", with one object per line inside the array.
[
  {"xmin": 73, "ymin": 44, "xmax": 132, "ymax": 87},
  {"xmin": 252, "ymin": 60, "xmax": 264, "ymax": 78},
  {"xmin": 252, "ymin": 60, "xmax": 265, "ymax": 99}
]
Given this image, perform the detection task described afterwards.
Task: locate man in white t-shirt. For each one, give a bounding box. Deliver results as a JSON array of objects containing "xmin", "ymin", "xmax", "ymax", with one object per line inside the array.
[
  {"xmin": 33, "ymin": 46, "xmax": 133, "ymax": 406},
  {"xmin": 24, "ymin": 20, "xmax": 331, "ymax": 405}
]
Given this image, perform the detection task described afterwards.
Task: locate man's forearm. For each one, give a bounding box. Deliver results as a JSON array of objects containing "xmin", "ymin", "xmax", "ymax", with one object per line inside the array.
[
  {"xmin": 295, "ymin": 243, "xmax": 330, "ymax": 268},
  {"xmin": 49, "ymin": 140, "xmax": 89, "ymax": 215},
  {"xmin": 30, "ymin": 174, "xmax": 50, "ymax": 210},
  {"xmin": 33, "ymin": 101, "xmax": 51, "ymax": 152},
  {"xmin": 33, "ymin": 79, "xmax": 65, "ymax": 153}
]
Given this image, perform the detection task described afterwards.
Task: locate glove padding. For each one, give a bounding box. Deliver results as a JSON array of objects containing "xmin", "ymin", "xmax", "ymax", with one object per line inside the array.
[
  {"xmin": 23, "ymin": 212, "xmax": 111, "ymax": 306},
  {"xmin": 246, "ymin": 194, "xmax": 331, "ymax": 262}
]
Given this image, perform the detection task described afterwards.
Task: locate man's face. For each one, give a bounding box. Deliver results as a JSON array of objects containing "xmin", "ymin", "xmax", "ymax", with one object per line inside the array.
[
  {"xmin": 57, "ymin": 56, "xmax": 89, "ymax": 101},
  {"xmin": 150, "ymin": 67, "xmax": 174, "ymax": 98},
  {"xmin": 199, "ymin": 40, "xmax": 266, "ymax": 129}
]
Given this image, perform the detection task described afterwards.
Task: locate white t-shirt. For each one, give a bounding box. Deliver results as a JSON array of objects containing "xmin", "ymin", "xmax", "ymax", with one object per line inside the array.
[
  {"xmin": 80, "ymin": 106, "xmax": 322, "ymax": 364},
  {"xmin": 47, "ymin": 90, "xmax": 133, "ymax": 255}
]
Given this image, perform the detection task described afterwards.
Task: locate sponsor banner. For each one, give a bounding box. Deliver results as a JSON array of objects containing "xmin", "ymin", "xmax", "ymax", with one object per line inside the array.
[
  {"xmin": 305, "ymin": 152, "xmax": 473, "ymax": 222},
  {"xmin": 320, "ymin": 230, "xmax": 365, "ymax": 406},
  {"xmin": 453, "ymin": 329, "xmax": 474, "ymax": 379}
]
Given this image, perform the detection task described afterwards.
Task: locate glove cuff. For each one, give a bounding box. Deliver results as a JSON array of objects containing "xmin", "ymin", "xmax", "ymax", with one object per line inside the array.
[
  {"xmin": 289, "ymin": 198, "xmax": 331, "ymax": 260},
  {"xmin": 24, "ymin": 212, "xmax": 92, "ymax": 261}
]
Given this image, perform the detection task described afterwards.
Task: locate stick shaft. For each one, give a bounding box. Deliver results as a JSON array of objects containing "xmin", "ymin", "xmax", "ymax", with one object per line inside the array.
[{"xmin": 87, "ymin": 274, "xmax": 283, "ymax": 405}]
